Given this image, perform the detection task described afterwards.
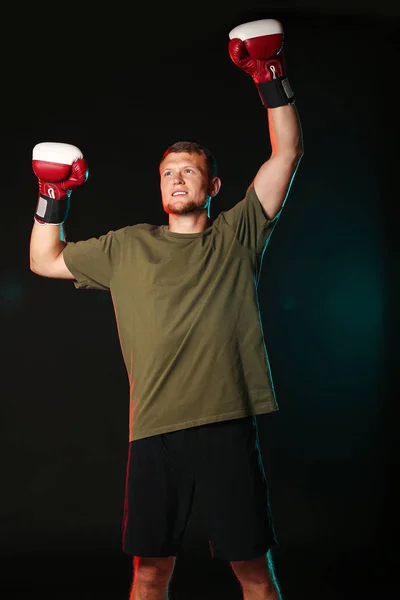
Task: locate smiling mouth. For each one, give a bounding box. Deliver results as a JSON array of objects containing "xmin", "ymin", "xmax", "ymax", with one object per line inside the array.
[{"xmin": 172, "ymin": 191, "xmax": 187, "ymax": 196}]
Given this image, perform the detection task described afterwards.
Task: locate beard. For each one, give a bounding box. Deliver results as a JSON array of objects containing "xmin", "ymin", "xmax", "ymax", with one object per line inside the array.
[{"xmin": 164, "ymin": 199, "xmax": 206, "ymax": 215}]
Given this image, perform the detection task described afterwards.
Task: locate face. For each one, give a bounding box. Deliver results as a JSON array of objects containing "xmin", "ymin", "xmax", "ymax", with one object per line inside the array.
[{"xmin": 160, "ymin": 152, "xmax": 218, "ymax": 215}]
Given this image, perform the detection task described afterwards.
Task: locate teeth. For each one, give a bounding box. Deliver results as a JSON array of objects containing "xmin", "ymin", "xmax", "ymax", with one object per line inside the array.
[{"xmin": 173, "ymin": 192, "xmax": 186, "ymax": 196}]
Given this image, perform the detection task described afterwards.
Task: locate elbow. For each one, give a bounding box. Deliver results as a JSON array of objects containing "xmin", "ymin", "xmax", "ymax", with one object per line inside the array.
[
  {"xmin": 30, "ymin": 256, "xmax": 44, "ymax": 276},
  {"xmin": 293, "ymin": 137, "xmax": 304, "ymax": 162},
  {"xmin": 277, "ymin": 145, "xmax": 304, "ymax": 166},
  {"xmin": 291, "ymin": 145, "xmax": 304, "ymax": 170},
  {"xmin": 29, "ymin": 256, "xmax": 37, "ymax": 273},
  {"xmin": 288, "ymin": 149, "xmax": 304, "ymax": 172},
  {"xmin": 296, "ymin": 131, "xmax": 305, "ymax": 160},
  {"xmin": 284, "ymin": 150, "xmax": 303, "ymax": 181},
  {"xmin": 30, "ymin": 264, "xmax": 40, "ymax": 276}
]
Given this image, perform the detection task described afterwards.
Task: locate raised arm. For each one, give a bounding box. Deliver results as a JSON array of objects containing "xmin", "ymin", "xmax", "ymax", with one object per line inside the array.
[
  {"xmin": 29, "ymin": 142, "xmax": 88, "ymax": 278},
  {"xmin": 30, "ymin": 221, "xmax": 71, "ymax": 278},
  {"xmin": 254, "ymin": 104, "xmax": 303, "ymax": 219},
  {"xmin": 228, "ymin": 18, "xmax": 304, "ymax": 219}
]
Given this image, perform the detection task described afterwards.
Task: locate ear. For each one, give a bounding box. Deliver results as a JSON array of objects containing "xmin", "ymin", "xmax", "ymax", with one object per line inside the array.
[{"xmin": 209, "ymin": 176, "xmax": 222, "ymax": 198}]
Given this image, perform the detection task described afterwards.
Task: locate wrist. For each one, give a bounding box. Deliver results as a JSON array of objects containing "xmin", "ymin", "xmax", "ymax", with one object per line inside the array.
[
  {"xmin": 35, "ymin": 193, "xmax": 70, "ymax": 225},
  {"xmin": 256, "ymin": 76, "xmax": 295, "ymax": 108}
]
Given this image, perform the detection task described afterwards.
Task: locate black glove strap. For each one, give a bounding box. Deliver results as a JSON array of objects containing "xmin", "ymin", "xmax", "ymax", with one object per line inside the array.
[
  {"xmin": 35, "ymin": 194, "xmax": 70, "ymax": 225},
  {"xmin": 257, "ymin": 77, "xmax": 295, "ymax": 108}
]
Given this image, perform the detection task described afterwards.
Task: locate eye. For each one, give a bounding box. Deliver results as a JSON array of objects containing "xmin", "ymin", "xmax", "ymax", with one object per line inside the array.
[
  {"xmin": 184, "ymin": 168, "xmax": 195, "ymax": 174},
  {"xmin": 163, "ymin": 170, "xmax": 173, "ymax": 177}
]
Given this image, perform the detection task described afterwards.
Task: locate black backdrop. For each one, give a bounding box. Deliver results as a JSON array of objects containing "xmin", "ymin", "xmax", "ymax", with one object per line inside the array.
[{"xmin": 1, "ymin": 2, "xmax": 398, "ymax": 598}]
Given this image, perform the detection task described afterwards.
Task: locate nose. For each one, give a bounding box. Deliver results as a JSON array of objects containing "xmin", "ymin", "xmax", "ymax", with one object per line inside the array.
[{"xmin": 173, "ymin": 171, "xmax": 184, "ymax": 184}]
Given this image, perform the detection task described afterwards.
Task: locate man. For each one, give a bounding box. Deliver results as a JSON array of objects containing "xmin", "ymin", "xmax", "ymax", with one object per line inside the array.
[{"xmin": 30, "ymin": 19, "xmax": 303, "ymax": 600}]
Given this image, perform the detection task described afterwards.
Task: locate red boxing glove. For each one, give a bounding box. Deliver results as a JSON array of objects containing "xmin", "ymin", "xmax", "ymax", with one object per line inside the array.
[
  {"xmin": 32, "ymin": 142, "xmax": 88, "ymax": 224},
  {"xmin": 228, "ymin": 19, "xmax": 295, "ymax": 108}
]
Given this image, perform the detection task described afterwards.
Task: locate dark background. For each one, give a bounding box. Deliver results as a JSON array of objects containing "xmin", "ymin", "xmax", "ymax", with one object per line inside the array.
[{"xmin": 1, "ymin": 1, "xmax": 398, "ymax": 598}]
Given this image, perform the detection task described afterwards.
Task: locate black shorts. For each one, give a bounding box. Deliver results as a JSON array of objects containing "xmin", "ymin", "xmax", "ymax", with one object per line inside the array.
[{"xmin": 122, "ymin": 416, "xmax": 277, "ymax": 561}]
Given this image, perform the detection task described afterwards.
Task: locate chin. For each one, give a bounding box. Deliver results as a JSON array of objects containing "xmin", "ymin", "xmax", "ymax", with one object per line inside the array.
[{"xmin": 167, "ymin": 202, "xmax": 203, "ymax": 215}]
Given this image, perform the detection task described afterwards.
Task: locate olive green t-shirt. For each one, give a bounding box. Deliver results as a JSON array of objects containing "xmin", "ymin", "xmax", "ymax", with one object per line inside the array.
[{"xmin": 63, "ymin": 183, "xmax": 281, "ymax": 441}]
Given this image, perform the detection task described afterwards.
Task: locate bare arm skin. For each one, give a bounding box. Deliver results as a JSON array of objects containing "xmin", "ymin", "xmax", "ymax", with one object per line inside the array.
[
  {"xmin": 30, "ymin": 222, "xmax": 75, "ymax": 279},
  {"xmin": 254, "ymin": 103, "xmax": 304, "ymax": 220}
]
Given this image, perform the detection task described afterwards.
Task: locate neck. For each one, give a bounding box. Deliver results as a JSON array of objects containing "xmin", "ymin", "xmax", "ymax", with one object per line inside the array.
[{"xmin": 167, "ymin": 210, "xmax": 211, "ymax": 234}]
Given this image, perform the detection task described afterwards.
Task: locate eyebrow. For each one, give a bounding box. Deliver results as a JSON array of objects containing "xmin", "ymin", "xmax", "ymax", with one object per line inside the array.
[{"xmin": 161, "ymin": 164, "xmax": 198, "ymax": 172}]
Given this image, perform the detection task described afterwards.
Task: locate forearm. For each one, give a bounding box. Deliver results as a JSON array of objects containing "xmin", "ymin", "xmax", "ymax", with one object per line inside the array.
[
  {"xmin": 30, "ymin": 222, "xmax": 67, "ymax": 273},
  {"xmin": 267, "ymin": 104, "xmax": 304, "ymax": 159}
]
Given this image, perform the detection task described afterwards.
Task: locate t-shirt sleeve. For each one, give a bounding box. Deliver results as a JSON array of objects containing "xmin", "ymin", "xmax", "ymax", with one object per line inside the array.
[
  {"xmin": 63, "ymin": 228, "xmax": 126, "ymax": 290},
  {"xmin": 220, "ymin": 182, "xmax": 280, "ymax": 255}
]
